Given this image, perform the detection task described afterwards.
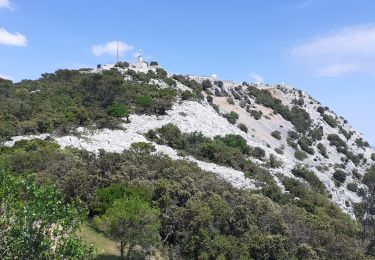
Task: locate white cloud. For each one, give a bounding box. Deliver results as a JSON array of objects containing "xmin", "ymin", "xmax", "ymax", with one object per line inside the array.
[
  {"xmin": 92, "ymin": 41, "xmax": 133, "ymax": 57},
  {"xmin": 291, "ymin": 25, "xmax": 375, "ymax": 76},
  {"xmin": 0, "ymin": 73, "xmax": 13, "ymax": 81},
  {"xmin": 0, "ymin": 0, "xmax": 13, "ymax": 10},
  {"xmin": 249, "ymin": 72, "xmax": 264, "ymax": 83},
  {"xmin": 0, "ymin": 27, "xmax": 27, "ymax": 47}
]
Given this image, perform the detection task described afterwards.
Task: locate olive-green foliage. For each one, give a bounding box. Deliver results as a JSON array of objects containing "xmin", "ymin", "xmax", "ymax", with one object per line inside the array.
[
  {"xmin": 0, "ymin": 167, "xmax": 94, "ymax": 259},
  {"xmin": 347, "ymin": 182, "xmax": 358, "ymax": 192},
  {"xmin": 237, "ymin": 123, "xmax": 248, "ymax": 133},
  {"xmin": 298, "ymin": 136, "xmax": 315, "ymax": 155},
  {"xmin": 225, "ymin": 111, "xmax": 239, "ymax": 124},
  {"xmin": 356, "ymin": 138, "xmax": 370, "ymax": 149},
  {"xmin": 323, "ymin": 114, "xmax": 338, "ymax": 128},
  {"xmin": 93, "ymin": 195, "xmax": 160, "ymax": 258},
  {"xmin": 340, "ymin": 126, "xmax": 353, "ymax": 140},
  {"xmin": 201, "ymin": 79, "xmax": 213, "ymax": 90},
  {"xmin": 292, "ymin": 164, "xmax": 326, "ymax": 194},
  {"xmin": 249, "ymin": 109, "xmax": 262, "ymax": 120},
  {"xmin": 333, "ymin": 170, "xmax": 347, "ymax": 184},
  {"xmin": 372, "ymin": 153, "xmax": 375, "ymax": 161},
  {"xmin": 328, "ymin": 134, "xmax": 348, "ymax": 154},
  {"xmin": 108, "ymin": 102, "xmax": 130, "ymax": 118},
  {"xmin": 271, "ymin": 130, "xmax": 282, "ymax": 140},
  {"xmin": 226, "ymin": 97, "xmax": 235, "ymax": 105},
  {"xmin": 147, "ymin": 126, "xmax": 274, "ymax": 185},
  {"xmin": 317, "ymin": 143, "xmax": 327, "ymax": 157},
  {"xmin": 268, "ymin": 154, "xmax": 283, "ymax": 168},
  {"xmin": 328, "ymin": 134, "xmax": 362, "ymax": 165},
  {"xmin": 295, "ymin": 150, "xmax": 308, "ymax": 161},
  {"xmin": 247, "ymin": 86, "xmax": 312, "ymax": 132},
  {"xmin": 0, "ymin": 69, "xmax": 177, "ymax": 140},
  {"xmin": 0, "ymin": 140, "xmax": 367, "ymax": 259},
  {"xmin": 309, "ymin": 126, "xmax": 324, "ymax": 141},
  {"xmin": 130, "ymin": 142, "xmax": 156, "ymax": 155},
  {"xmin": 114, "ymin": 61, "xmax": 129, "ymax": 68}
]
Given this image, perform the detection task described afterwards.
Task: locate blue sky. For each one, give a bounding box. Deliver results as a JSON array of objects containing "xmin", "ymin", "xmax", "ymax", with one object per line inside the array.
[{"xmin": 1, "ymin": 0, "xmax": 375, "ymax": 144}]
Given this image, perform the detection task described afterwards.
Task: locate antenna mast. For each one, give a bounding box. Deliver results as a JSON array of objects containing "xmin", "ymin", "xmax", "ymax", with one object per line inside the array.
[{"xmin": 116, "ymin": 39, "xmax": 119, "ymax": 63}]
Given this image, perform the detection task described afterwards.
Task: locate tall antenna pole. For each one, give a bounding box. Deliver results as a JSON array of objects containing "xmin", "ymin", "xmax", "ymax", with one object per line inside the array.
[{"xmin": 116, "ymin": 39, "xmax": 119, "ymax": 63}]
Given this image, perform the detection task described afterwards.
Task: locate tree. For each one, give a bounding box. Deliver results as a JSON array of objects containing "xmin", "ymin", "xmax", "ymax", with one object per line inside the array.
[
  {"xmin": 108, "ymin": 103, "xmax": 131, "ymax": 122},
  {"xmin": 93, "ymin": 197, "xmax": 161, "ymax": 258},
  {"xmin": 360, "ymin": 165, "xmax": 375, "ymax": 255},
  {"xmin": 0, "ymin": 167, "xmax": 93, "ymax": 259}
]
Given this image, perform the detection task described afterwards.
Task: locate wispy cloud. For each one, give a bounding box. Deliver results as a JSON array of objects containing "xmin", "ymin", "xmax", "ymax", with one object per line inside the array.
[
  {"xmin": 249, "ymin": 72, "xmax": 264, "ymax": 83},
  {"xmin": 291, "ymin": 25, "xmax": 375, "ymax": 76},
  {"xmin": 0, "ymin": 27, "xmax": 27, "ymax": 47},
  {"xmin": 0, "ymin": 0, "xmax": 13, "ymax": 10},
  {"xmin": 92, "ymin": 40, "xmax": 134, "ymax": 57},
  {"xmin": 0, "ymin": 73, "xmax": 13, "ymax": 81}
]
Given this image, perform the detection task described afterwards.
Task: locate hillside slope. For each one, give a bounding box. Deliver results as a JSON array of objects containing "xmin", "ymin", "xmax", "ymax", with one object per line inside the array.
[
  {"xmin": 2, "ymin": 63, "xmax": 373, "ymax": 217},
  {"xmin": 2, "ymin": 63, "xmax": 375, "ymax": 258}
]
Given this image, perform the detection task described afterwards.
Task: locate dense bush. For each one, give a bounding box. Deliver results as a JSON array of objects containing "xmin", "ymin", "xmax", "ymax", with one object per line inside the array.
[
  {"xmin": 0, "ymin": 139, "xmax": 368, "ymax": 259},
  {"xmin": 347, "ymin": 182, "xmax": 358, "ymax": 192},
  {"xmin": 323, "ymin": 114, "xmax": 338, "ymax": 128},
  {"xmin": 317, "ymin": 143, "xmax": 327, "ymax": 157},
  {"xmin": 309, "ymin": 126, "xmax": 324, "ymax": 141},
  {"xmin": 298, "ymin": 136, "xmax": 315, "ymax": 155},
  {"xmin": 333, "ymin": 170, "xmax": 347, "ymax": 184},
  {"xmin": 225, "ymin": 111, "xmax": 239, "ymax": 124},
  {"xmin": 292, "ymin": 165, "xmax": 326, "ymax": 194},
  {"xmin": 372, "ymin": 153, "xmax": 375, "ymax": 161},
  {"xmin": 249, "ymin": 109, "xmax": 262, "ymax": 120},
  {"xmin": 295, "ymin": 150, "xmax": 308, "ymax": 161},
  {"xmin": 237, "ymin": 123, "xmax": 248, "ymax": 133},
  {"xmin": 271, "ymin": 130, "xmax": 281, "ymax": 140},
  {"xmin": 356, "ymin": 138, "xmax": 370, "ymax": 149},
  {"xmin": 226, "ymin": 97, "xmax": 235, "ymax": 105}
]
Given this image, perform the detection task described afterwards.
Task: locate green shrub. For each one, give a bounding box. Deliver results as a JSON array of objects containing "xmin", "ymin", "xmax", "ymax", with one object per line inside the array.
[
  {"xmin": 298, "ymin": 137, "xmax": 314, "ymax": 155},
  {"xmin": 271, "ymin": 130, "xmax": 281, "ymax": 140},
  {"xmin": 317, "ymin": 143, "xmax": 327, "ymax": 157},
  {"xmin": 237, "ymin": 123, "xmax": 248, "ymax": 133},
  {"xmin": 288, "ymin": 130, "xmax": 299, "ymax": 140},
  {"xmin": 268, "ymin": 154, "xmax": 283, "ymax": 168},
  {"xmin": 371, "ymin": 153, "xmax": 375, "ymax": 161},
  {"xmin": 295, "ymin": 150, "xmax": 308, "ymax": 161},
  {"xmin": 347, "ymin": 182, "xmax": 358, "ymax": 192},
  {"xmin": 225, "ymin": 111, "xmax": 239, "ymax": 124},
  {"xmin": 158, "ymin": 123, "xmax": 182, "ymax": 148},
  {"xmin": 333, "ymin": 170, "xmax": 347, "ymax": 184},
  {"xmin": 327, "ymin": 134, "xmax": 347, "ymax": 154},
  {"xmin": 292, "ymin": 165, "xmax": 325, "ymax": 193},
  {"xmin": 355, "ymin": 138, "xmax": 370, "ymax": 149},
  {"xmin": 108, "ymin": 103, "xmax": 130, "ymax": 118},
  {"xmin": 181, "ymin": 90, "xmax": 195, "ymax": 100},
  {"xmin": 250, "ymin": 147, "xmax": 266, "ymax": 159},
  {"xmin": 136, "ymin": 95, "xmax": 153, "ymax": 108},
  {"xmin": 323, "ymin": 114, "xmax": 338, "ymax": 128},
  {"xmin": 309, "ymin": 127, "xmax": 323, "ymax": 141},
  {"xmin": 114, "ymin": 61, "xmax": 129, "ymax": 68},
  {"xmin": 249, "ymin": 109, "xmax": 262, "ymax": 120},
  {"xmin": 206, "ymin": 95, "xmax": 213, "ymax": 103},
  {"xmin": 201, "ymin": 80, "xmax": 213, "ymax": 90},
  {"xmin": 150, "ymin": 61, "xmax": 158, "ymax": 66},
  {"xmin": 226, "ymin": 97, "xmax": 235, "ymax": 105},
  {"xmin": 130, "ymin": 142, "xmax": 156, "ymax": 155}
]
